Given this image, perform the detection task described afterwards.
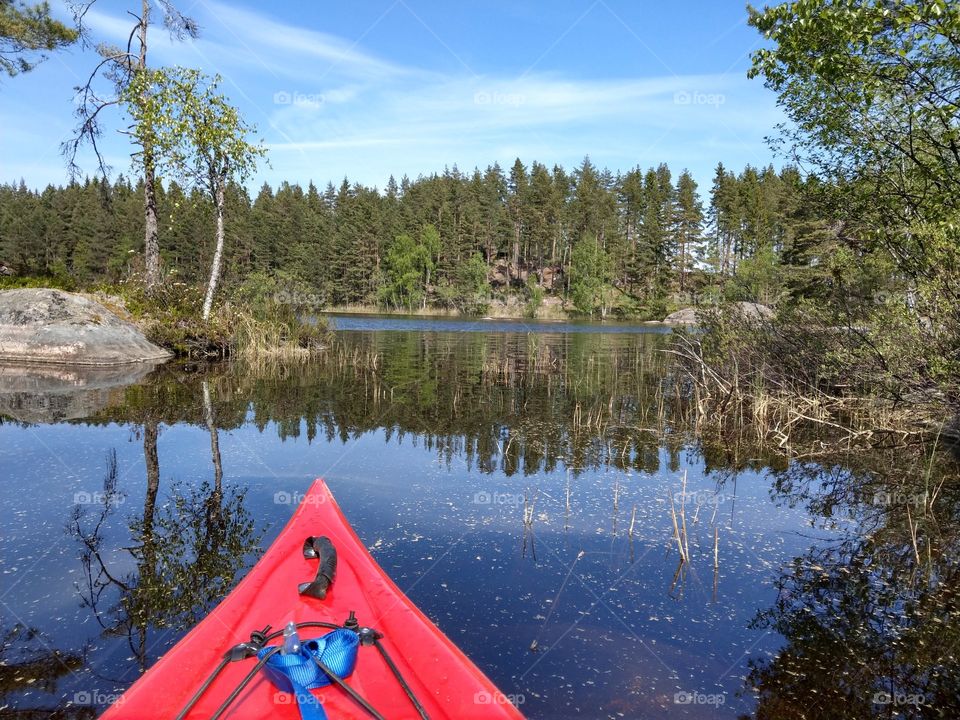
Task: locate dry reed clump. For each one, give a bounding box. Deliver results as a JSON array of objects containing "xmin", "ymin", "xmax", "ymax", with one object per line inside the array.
[
  {"xmin": 666, "ymin": 307, "xmax": 946, "ymax": 457},
  {"xmin": 327, "ymin": 343, "xmax": 381, "ymax": 372},
  {"xmin": 231, "ymin": 307, "xmax": 328, "ymax": 361}
]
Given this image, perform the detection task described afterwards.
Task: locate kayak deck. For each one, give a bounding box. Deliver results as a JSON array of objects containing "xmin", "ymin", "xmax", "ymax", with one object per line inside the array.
[{"xmin": 101, "ymin": 479, "xmax": 524, "ymax": 719}]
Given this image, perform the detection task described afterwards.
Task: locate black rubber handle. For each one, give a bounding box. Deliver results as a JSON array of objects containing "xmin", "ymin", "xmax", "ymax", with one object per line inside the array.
[{"xmin": 299, "ymin": 535, "xmax": 337, "ymax": 599}]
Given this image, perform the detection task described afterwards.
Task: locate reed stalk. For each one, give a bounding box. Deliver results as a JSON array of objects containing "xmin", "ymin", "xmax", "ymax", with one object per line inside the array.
[
  {"xmin": 669, "ymin": 491, "xmax": 687, "ymax": 563},
  {"xmin": 713, "ymin": 526, "xmax": 719, "ymax": 570}
]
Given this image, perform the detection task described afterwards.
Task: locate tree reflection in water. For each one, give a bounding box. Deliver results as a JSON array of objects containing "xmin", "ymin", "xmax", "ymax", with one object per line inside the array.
[
  {"xmin": 0, "ymin": 624, "xmax": 89, "ymax": 719},
  {"xmin": 744, "ymin": 459, "xmax": 960, "ymax": 719},
  {"xmin": 67, "ymin": 331, "xmax": 957, "ymax": 718},
  {"xmin": 68, "ymin": 391, "xmax": 260, "ymax": 677},
  {"xmin": 1, "ymin": 326, "xmax": 956, "ymax": 718}
]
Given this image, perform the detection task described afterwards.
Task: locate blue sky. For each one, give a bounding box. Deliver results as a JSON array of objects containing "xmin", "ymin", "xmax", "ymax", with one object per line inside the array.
[{"xmin": 2, "ymin": 0, "xmax": 782, "ymax": 192}]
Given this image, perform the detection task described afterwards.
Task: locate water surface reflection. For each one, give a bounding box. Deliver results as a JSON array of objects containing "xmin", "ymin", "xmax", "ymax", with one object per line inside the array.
[{"xmin": 0, "ymin": 318, "xmax": 956, "ymax": 718}]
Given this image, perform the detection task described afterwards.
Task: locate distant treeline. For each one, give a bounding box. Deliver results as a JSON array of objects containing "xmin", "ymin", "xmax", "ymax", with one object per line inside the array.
[{"xmin": 0, "ymin": 157, "xmax": 829, "ymax": 316}]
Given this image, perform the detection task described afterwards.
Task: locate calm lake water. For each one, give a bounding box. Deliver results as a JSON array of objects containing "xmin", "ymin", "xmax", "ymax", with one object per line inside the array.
[{"xmin": 0, "ymin": 315, "xmax": 956, "ymax": 719}]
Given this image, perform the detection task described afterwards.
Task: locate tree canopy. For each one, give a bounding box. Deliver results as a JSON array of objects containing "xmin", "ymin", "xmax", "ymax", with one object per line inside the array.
[
  {"xmin": 0, "ymin": 0, "xmax": 76, "ymax": 77},
  {"xmin": 0, "ymin": 158, "xmax": 813, "ymax": 317}
]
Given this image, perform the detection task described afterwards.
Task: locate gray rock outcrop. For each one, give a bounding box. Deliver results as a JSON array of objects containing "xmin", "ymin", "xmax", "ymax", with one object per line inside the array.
[
  {"xmin": 0, "ymin": 288, "xmax": 171, "ymax": 365},
  {"xmin": 662, "ymin": 307, "xmax": 699, "ymax": 325},
  {"xmin": 662, "ymin": 302, "xmax": 773, "ymax": 326}
]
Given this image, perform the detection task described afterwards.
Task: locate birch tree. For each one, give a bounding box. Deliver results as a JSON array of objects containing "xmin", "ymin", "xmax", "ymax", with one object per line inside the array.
[
  {"xmin": 124, "ymin": 67, "xmax": 265, "ymax": 320},
  {"xmin": 62, "ymin": 0, "xmax": 197, "ymax": 290}
]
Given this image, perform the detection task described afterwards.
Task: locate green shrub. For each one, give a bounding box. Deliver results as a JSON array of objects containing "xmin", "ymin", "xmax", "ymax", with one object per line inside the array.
[
  {"xmin": 524, "ymin": 276, "xmax": 544, "ymax": 318},
  {"xmin": 0, "ymin": 274, "xmax": 77, "ymax": 291}
]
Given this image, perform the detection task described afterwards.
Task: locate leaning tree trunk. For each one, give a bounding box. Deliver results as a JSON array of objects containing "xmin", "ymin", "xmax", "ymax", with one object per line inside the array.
[
  {"xmin": 202, "ymin": 380, "xmax": 226, "ymax": 545},
  {"xmin": 143, "ymin": 161, "xmax": 160, "ymax": 289},
  {"xmin": 138, "ymin": 0, "xmax": 161, "ymax": 290},
  {"xmin": 202, "ymin": 381, "xmax": 223, "ymax": 497},
  {"xmin": 202, "ymin": 180, "xmax": 226, "ymax": 321},
  {"xmin": 138, "ymin": 418, "xmax": 160, "ymax": 672}
]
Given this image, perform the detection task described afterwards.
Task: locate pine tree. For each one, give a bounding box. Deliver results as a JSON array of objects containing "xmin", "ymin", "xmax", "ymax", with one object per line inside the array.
[
  {"xmin": 507, "ymin": 158, "xmax": 528, "ymax": 282},
  {"xmin": 673, "ymin": 170, "xmax": 703, "ymax": 292},
  {"xmin": 618, "ymin": 167, "xmax": 645, "ymax": 294},
  {"xmin": 0, "ymin": 181, "xmax": 42, "ymax": 273},
  {"xmin": 571, "ymin": 156, "xmax": 603, "ymax": 243},
  {"xmin": 479, "ymin": 163, "xmax": 508, "ymax": 265},
  {"xmin": 69, "ymin": 179, "xmax": 111, "ymax": 282},
  {"xmin": 0, "ymin": 0, "xmax": 77, "ymax": 76},
  {"xmin": 636, "ymin": 169, "xmax": 664, "ymax": 300},
  {"xmin": 707, "ymin": 162, "xmax": 740, "ymax": 276},
  {"xmin": 527, "ymin": 161, "xmax": 554, "ymax": 276}
]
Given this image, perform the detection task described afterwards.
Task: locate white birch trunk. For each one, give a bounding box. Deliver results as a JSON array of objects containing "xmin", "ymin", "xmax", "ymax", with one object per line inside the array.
[{"xmin": 202, "ymin": 180, "xmax": 226, "ymax": 321}]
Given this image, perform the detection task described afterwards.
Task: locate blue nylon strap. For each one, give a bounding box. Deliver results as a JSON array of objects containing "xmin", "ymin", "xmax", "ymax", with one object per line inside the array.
[{"xmin": 257, "ymin": 629, "xmax": 360, "ymax": 720}]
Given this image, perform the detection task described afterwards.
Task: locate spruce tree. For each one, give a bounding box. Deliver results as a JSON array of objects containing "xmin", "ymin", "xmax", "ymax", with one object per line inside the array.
[{"xmin": 673, "ymin": 170, "xmax": 703, "ymax": 292}]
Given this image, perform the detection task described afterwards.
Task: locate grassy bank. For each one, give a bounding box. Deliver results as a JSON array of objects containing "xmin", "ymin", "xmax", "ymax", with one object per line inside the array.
[
  {"xmin": 129, "ymin": 277, "xmax": 332, "ymax": 360},
  {"xmin": 326, "ymin": 286, "xmax": 687, "ymax": 322},
  {"xmin": 324, "ymin": 298, "xmax": 570, "ymax": 321},
  {"xmin": 0, "ymin": 274, "xmax": 331, "ymax": 360}
]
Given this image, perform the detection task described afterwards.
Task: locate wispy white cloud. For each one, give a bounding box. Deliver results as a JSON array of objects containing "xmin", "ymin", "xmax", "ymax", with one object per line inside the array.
[
  {"xmin": 265, "ymin": 72, "xmax": 775, "ymax": 157},
  {"xmin": 201, "ymin": 0, "xmax": 415, "ymax": 81},
  {"xmin": 181, "ymin": 4, "xmax": 775, "ymax": 183},
  {"xmin": 5, "ymin": 1, "xmax": 780, "ymax": 190},
  {"xmin": 80, "ymin": 1, "xmax": 408, "ymax": 85}
]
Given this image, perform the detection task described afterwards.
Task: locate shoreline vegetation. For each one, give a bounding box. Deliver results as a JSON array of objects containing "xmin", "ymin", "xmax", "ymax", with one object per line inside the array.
[
  {"xmin": 118, "ymin": 278, "xmax": 331, "ymax": 361},
  {"xmin": 670, "ymin": 310, "xmax": 954, "ymax": 458},
  {"xmin": 0, "ymin": 0, "xmax": 957, "ymax": 469},
  {"xmin": 0, "ymin": 277, "xmax": 334, "ymax": 361},
  {"xmin": 659, "ymin": 1, "xmax": 960, "ymax": 469},
  {"xmin": 0, "ymin": 154, "xmax": 797, "ymax": 326},
  {"xmin": 321, "ymin": 299, "xmax": 571, "ymax": 321}
]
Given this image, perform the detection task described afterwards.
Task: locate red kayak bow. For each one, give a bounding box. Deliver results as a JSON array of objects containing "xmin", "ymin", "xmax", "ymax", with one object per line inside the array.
[{"xmin": 101, "ymin": 479, "xmax": 524, "ymax": 719}]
